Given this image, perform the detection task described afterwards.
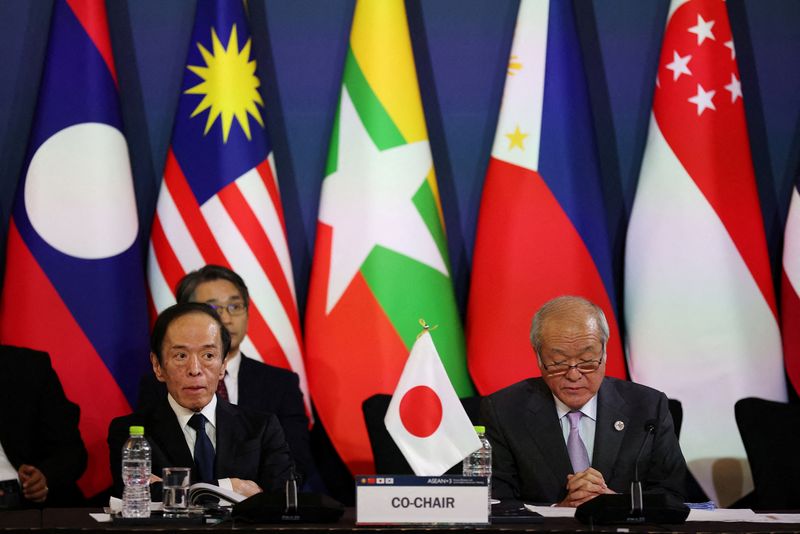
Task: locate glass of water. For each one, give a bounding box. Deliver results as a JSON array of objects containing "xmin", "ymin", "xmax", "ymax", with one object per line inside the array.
[{"xmin": 162, "ymin": 467, "xmax": 191, "ymax": 513}]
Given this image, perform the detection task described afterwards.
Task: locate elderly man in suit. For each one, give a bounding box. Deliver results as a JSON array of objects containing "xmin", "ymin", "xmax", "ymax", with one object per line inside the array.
[
  {"xmin": 0, "ymin": 346, "xmax": 87, "ymax": 508},
  {"xmin": 480, "ymin": 296, "xmax": 687, "ymax": 506},
  {"xmin": 109, "ymin": 302, "xmax": 293, "ymax": 498},
  {"xmin": 138, "ymin": 265, "xmax": 316, "ymax": 486}
]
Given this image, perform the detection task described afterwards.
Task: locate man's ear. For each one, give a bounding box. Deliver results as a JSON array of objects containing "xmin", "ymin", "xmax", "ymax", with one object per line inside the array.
[
  {"xmin": 151, "ymin": 353, "xmax": 166, "ymax": 383},
  {"xmin": 218, "ymin": 357, "xmax": 227, "ymax": 381}
]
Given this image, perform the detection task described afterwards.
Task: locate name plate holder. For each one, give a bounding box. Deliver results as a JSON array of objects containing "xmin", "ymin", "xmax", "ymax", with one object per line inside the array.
[{"xmin": 356, "ymin": 475, "xmax": 489, "ymax": 525}]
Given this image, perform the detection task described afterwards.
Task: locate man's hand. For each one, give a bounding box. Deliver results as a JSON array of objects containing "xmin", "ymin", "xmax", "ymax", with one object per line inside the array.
[
  {"xmin": 18, "ymin": 465, "xmax": 48, "ymax": 503},
  {"xmin": 230, "ymin": 478, "xmax": 263, "ymax": 497},
  {"xmin": 556, "ymin": 467, "xmax": 615, "ymax": 507}
]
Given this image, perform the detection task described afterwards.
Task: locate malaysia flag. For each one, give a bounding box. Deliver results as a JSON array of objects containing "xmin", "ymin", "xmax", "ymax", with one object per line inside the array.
[
  {"xmin": 783, "ymin": 176, "xmax": 800, "ymax": 396},
  {"xmin": 624, "ymin": 0, "xmax": 786, "ymax": 505},
  {"xmin": 467, "ymin": 0, "xmax": 626, "ymax": 395},
  {"xmin": 0, "ymin": 0, "xmax": 150, "ymax": 496},
  {"xmin": 147, "ymin": 0, "xmax": 308, "ymax": 408}
]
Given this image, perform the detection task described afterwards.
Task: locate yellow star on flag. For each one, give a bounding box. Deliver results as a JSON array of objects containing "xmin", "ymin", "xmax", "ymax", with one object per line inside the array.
[{"xmin": 505, "ymin": 125, "xmax": 528, "ymax": 151}]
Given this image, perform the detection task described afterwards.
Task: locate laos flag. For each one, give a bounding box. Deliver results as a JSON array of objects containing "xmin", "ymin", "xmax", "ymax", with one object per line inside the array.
[
  {"xmin": 0, "ymin": 0, "xmax": 150, "ymax": 496},
  {"xmin": 467, "ymin": 0, "xmax": 625, "ymax": 394}
]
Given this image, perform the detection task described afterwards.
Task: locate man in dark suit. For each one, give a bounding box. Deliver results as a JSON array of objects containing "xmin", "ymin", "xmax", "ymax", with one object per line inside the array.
[
  {"xmin": 109, "ymin": 303, "xmax": 293, "ymax": 498},
  {"xmin": 481, "ymin": 296, "xmax": 687, "ymax": 506},
  {"xmin": 137, "ymin": 265, "xmax": 316, "ymax": 486},
  {"xmin": 0, "ymin": 345, "xmax": 87, "ymax": 507}
]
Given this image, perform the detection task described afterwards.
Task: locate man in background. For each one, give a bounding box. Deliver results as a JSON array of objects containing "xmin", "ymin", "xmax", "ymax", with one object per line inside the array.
[
  {"xmin": 481, "ymin": 296, "xmax": 687, "ymax": 506},
  {"xmin": 0, "ymin": 345, "xmax": 87, "ymax": 508},
  {"xmin": 138, "ymin": 265, "xmax": 316, "ymax": 485}
]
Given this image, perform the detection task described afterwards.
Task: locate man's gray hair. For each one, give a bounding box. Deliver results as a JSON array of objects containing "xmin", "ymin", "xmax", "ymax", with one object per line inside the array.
[{"xmin": 529, "ymin": 296, "xmax": 610, "ymax": 359}]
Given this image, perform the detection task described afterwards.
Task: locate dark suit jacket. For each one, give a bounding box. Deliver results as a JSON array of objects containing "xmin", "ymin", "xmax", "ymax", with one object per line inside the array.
[
  {"xmin": 137, "ymin": 355, "xmax": 315, "ymax": 482},
  {"xmin": 480, "ymin": 377, "xmax": 687, "ymax": 503},
  {"xmin": 0, "ymin": 345, "xmax": 87, "ymax": 506},
  {"xmin": 107, "ymin": 396, "xmax": 293, "ymax": 497}
]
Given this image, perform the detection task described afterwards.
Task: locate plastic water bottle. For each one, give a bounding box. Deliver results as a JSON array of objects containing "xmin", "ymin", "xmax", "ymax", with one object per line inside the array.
[
  {"xmin": 122, "ymin": 426, "xmax": 151, "ymax": 518},
  {"xmin": 463, "ymin": 425, "xmax": 492, "ymax": 516}
]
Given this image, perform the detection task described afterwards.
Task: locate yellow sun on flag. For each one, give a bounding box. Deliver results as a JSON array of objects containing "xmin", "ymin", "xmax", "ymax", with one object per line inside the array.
[{"xmin": 185, "ymin": 24, "xmax": 264, "ymax": 143}]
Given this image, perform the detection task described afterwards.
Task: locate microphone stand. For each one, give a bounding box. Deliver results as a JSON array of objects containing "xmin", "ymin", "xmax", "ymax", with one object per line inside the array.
[{"xmin": 630, "ymin": 421, "xmax": 656, "ymax": 518}]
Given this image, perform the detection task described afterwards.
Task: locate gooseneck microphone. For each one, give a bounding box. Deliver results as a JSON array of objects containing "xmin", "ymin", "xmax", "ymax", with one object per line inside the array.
[
  {"xmin": 575, "ymin": 417, "xmax": 689, "ymax": 525},
  {"xmin": 630, "ymin": 419, "xmax": 657, "ymax": 516}
]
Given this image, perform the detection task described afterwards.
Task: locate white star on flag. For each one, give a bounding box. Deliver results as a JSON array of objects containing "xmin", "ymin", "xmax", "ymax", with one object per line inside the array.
[
  {"xmin": 666, "ymin": 50, "xmax": 692, "ymax": 81},
  {"xmin": 688, "ymin": 14, "xmax": 715, "ymax": 45},
  {"xmin": 318, "ymin": 86, "xmax": 449, "ymax": 314},
  {"xmin": 688, "ymin": 83, "xmax": 716, "ymax": 115},
  {"xmin": 725, "ymin": 39, "xmax": 735, "ymax": 59},
  {"xmin": 724, "ymin": 73, "xmax": 742, "ymax": 103}
]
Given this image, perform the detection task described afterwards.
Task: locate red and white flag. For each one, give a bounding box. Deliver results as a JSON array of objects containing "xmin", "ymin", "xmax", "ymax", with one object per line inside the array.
[
  {"xmin": 625, "ymin": 0, "xmax": 786, "ymax": 505},
  {"xmin": 385, "ymin": 329, "xmax": 480, "ymax": 476},
  {"xmin": 782, "ymin": 179, "xmax": 800, "ymax": 396}
]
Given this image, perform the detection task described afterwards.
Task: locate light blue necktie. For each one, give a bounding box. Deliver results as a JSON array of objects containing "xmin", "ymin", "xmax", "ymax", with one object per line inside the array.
[{"xmin": 567, "ymin": 411, "xmax": 590, "ymax": 473}]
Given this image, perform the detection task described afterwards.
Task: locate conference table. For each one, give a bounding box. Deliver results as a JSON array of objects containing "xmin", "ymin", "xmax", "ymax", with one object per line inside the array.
[{"xmin": 2, "ymin": 508, "xmax": 800, "ymax": 534}]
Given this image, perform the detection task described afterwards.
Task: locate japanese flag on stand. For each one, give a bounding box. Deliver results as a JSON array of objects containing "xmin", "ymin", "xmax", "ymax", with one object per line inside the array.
[
  {"xmin": 783, "ymin": 177, "xmax": 800, "ymax": 396},
  {"xmin": 385, "ymin": 329, "xmax": 480, "ymax": 476},
  {"xmin": 624, "ymin": 0, "xmax": 786, "ymax": 505}
]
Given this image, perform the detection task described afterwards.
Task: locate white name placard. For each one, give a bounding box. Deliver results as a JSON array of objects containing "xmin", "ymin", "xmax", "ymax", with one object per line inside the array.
[{"xmin": 355, "ymin": 475, "xmax": 489, "ymax": 525}]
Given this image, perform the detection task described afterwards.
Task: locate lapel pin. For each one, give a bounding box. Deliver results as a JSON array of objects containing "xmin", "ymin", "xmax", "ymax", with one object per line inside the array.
[{"xmin": 614, "ymin": 420, "xmax": 625, "ymax": 431}]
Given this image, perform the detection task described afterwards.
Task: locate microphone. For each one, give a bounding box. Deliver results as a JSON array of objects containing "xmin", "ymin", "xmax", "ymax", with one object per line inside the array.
[
  {"xmin": 576, "ymin": 417, "xmax": 688, "ymax": 525},
  {"xmin": 630, "ymin": 419, "xmax": 657, "ymax": 516}
]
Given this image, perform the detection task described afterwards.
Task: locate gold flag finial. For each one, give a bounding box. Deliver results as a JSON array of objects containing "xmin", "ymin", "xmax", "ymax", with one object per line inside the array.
[{"xmin": 416, "ymin": 318, "xmax": 439, "ymax": 339}]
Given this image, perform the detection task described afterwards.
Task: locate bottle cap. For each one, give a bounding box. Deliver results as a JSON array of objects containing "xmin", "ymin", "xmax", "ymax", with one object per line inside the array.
[
  {"xmin": 473, "ymin": 425, "xmax": 485, "ymax": 434},
  {"xmin": 129, "ymin": 426, "xmax": 145, "ymax": 436}
]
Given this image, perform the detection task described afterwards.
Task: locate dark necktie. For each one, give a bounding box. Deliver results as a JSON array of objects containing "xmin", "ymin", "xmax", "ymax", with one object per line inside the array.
[
  {"xmin": 216, "ymin": 372, "xmax": 229, "ymax": 402},
  {"xmin": 187, "ymin": 413, "xmax": 215, "ymax": 483}
]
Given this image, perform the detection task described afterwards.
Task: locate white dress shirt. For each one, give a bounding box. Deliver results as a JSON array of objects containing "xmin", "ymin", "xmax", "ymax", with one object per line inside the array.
[
  {"xmin": 0, "ymin": 441, "xmax": 19, "ymax": 482},
  {"xmin": 222, "ymin": 352, "xmax": 241, "ymax": 405},
  {"xmin": 166, "ymin": 394, "xmax": 232, "ymax": 490}
]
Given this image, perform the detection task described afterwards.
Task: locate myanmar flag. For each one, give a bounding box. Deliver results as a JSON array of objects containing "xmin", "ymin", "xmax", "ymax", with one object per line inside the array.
[{"xmin": 304, "ymin": 0, "xmax": 472, "ymax": 474}]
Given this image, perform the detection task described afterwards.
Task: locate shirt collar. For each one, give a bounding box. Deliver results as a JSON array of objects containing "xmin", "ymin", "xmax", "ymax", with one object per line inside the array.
[
  {"xmin": 224, "ymin": 352, "xmax": 240, "ymax": 381},
  {"xmin": 553, "ymin": 392, "xmax": 598, "ymax": 422},
  {"xmin": 167, "ymin": 392, "xmax": 218, "ymax": 429}
]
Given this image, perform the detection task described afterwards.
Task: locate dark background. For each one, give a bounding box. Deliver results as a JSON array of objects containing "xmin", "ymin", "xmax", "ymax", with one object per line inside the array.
[{"xmin": 0, "ymin": 0, "xmax": 799, "ymax": 501}]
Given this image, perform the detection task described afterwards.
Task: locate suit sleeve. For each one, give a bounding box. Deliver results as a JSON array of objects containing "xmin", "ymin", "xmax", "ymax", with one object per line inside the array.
[
  {"xmin": 257, "ymin": 413, "xmax": 294, "ymax": 492},
  {"xmin": 644, "ymin": 393, "xmax": 689, "ymax": 500},
  {"xmin": 136, "ymin": 372, "xmax": 165, "ymax": 411},
  {"xmin": 480, "ymin": 395, "xmax": 519, "ymax": 500},
  {"xmin": 31, "ymin": 353, "xmax": 88, "ymax": 495}
]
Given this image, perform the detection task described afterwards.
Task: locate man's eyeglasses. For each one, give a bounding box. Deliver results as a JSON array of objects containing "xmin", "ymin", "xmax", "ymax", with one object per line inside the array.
[
  {"xmin": 541, "ymin": 356, "xmax": 604, "ymax": 377},
  {"xmin": 206, "ymin": 302, "xmax": 247, "ymax": 317}
]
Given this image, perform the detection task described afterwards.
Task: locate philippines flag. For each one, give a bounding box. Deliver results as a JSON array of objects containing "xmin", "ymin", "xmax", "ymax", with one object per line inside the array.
[
  {"xmin": 782, "ymin": 175, "xmax": 800, "ymax": 396},
  {"xmin": 467, "ymin": 0, "xmax": 626, "ymax": 395},
  {"xmin": 147, "ymin": 0, "xmax": 308, "ymax": 409},
  {"xmin": 0, "ymin": 0, "xmax": 150, "ymax": 496},
  {"xmin": 625, "ymin": 0, "xmax": 786, "ymax": 505}
]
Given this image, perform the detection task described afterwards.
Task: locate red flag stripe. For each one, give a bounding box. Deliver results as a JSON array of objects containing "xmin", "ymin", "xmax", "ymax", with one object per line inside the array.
[
  {"xmin": 66, "ymin": 0, "xmax": 117, "ymax": 85},
  {"xmin": 162, "ymin": 150, "xmax": 228, "ymax": 266},
  {"xmin": 256, "ymin": 158, "xmax": 289, "ymax": 237},
  {"xmin": 150, "ymin": 215, "xmax": 186, "ymax": 297},
  {"xmin": 245, "ymin": 303, "xmax": 291, "ymax": 369},
  {"xmin": 216, "ymin": 183, "xmax": 301, "ymax": 342}
]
